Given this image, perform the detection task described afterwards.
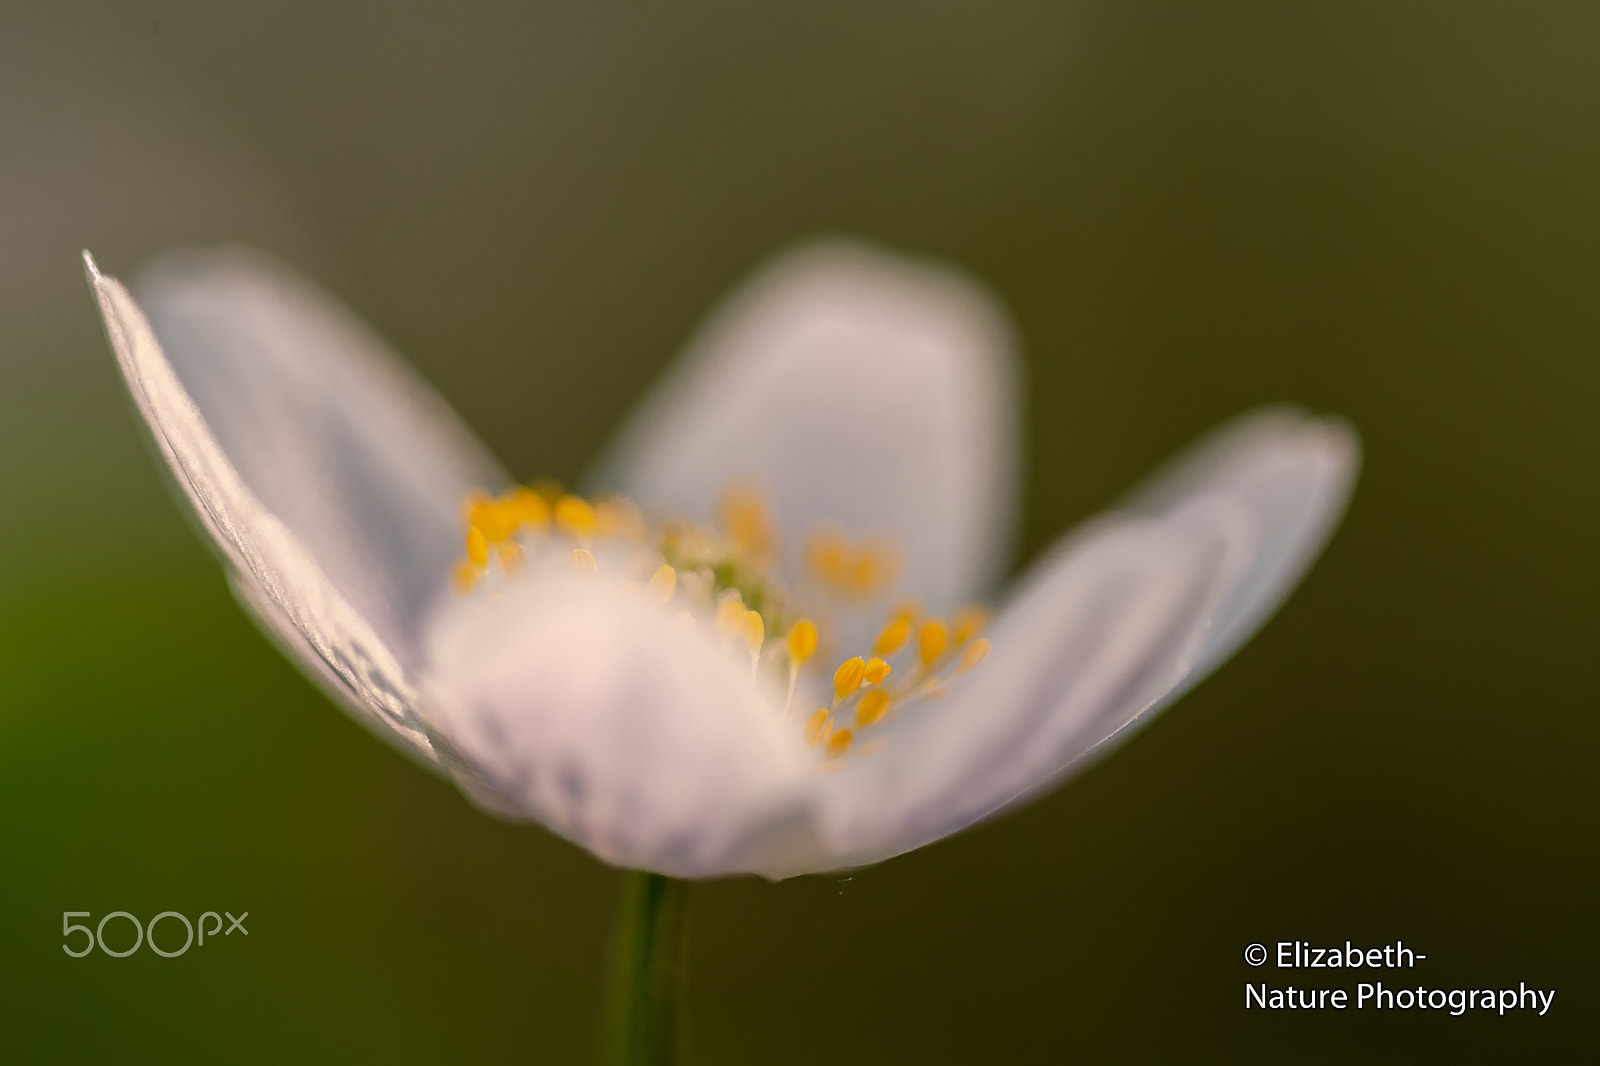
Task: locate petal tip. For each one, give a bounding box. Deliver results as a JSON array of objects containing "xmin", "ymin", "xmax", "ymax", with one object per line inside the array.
[
  {"xmin": 750, "ymin": 236, "xmax": 1019, "ymax": 355},
  {"xmin": 1253, "ymin": 406, "xmax": 1364, "ymax": 516},
  {"xmin": 1310, "ymin": 411, "xmax": 1362, "ymax": 477}
]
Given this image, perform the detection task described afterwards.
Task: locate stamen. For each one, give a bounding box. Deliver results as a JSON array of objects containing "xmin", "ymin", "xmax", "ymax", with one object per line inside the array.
[
  {"xmin": 855, "ymin": 689, "xmax": 890, "ymax": 727},
  {"xmin": 496, "ymin": 541, "xmax": 524, "ymax": 573},
  {"xmin": 958, "ymin": 638, "xmax": 991, "ymax": 674},
  {"xmin": 460, "ymin": 489, "xmax": 490, "ymax": 526},
  {"xmin": 833, "ymin": 657, "xmax": 866, "ymax": 700},
  {"xmin": 918, "ymin": 618, "xmax": 949, "ymax": 667},
  {"xmin": 555, "ymin": 495, "xmax": 598, "ymax": 538},
  {"xmin": 595, "ymin": 497, "xmax": 644, "ymax": 540},
  {"xmin": 466, "ymin": 525, "xmax": 489, "ymax": 568},
  {"xmin": 953, "ymin": 606, "xmax": 990, "ymax": 645},
  {"xmin": 786, "ymin": 619, "xmax": 818, "ymax": 665},
  {"xmin": 742, "ymin": 609, "xmax": 765, "ymax": 658},
  {"xmin": 469, "ymin": 497, "xmax": 517, "ymax": 542},
  {"xmin": 783, "ymin": 618, "xmax": 817, "ymax": 716},
  {"xmin": 848, "ymin": 541, "xmax": 898, "ymax": 597},
  {"xmin": 714, "ymin": 591, "xmax": 747, "ymax": 647},
  {"xmin": 806, "ymin": 529, "xmax": 900, "ymax": 600},
  {"xmin": 449, "ymin": 478, "xmax": 993, "ymax": 765},
  {"xmin": 718, "ymin": 483, "xmax": 776, "ymax": 561},
  {"xmin": 804, "ymin": 708, "xmax": 831, "ymax": 747},
  {"xmin": 451, "ymin": 559, "xmax": 480, "ymax": 594},
  {"xmin": 509, "ymin": 487, "xmax": 551, "ymax": 530},
  {"xmin": 806, "ymin": 529, "xmax": 850, "ymax": 587},
  {"xmin": 874, "ymin": 614, "xmax": 912, "ymax": 657},
  {"xmin": 646, "ymin": 564, "xmax": 677, "ymax": 606}
]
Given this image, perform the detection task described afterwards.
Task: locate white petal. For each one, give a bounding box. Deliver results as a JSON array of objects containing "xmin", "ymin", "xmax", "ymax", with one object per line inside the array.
[
  {"xmin": 1119, "ymin": 406, "xmax": 1360, "ymax": 681},
  {"xmin": 133, "ymin": 246, "xmax": 508, "ymax": 665},
  {"xmin": 86, "ymin": 253, "xmax": 439, "ymax": 762},
  {"xmin": 588, "ymin": 240, "xmax": 1021, "ymax": 637},
  {"xmin": 421, "ymin": 575, "xmax": 812, "ymax": 878},
  {"xmin": 799, "ymin": 408, "xmax": 1358, "ymax": 872},
  {"xmin": 227, "ymin": 573, "xmax": 435, "ymax": 767}
]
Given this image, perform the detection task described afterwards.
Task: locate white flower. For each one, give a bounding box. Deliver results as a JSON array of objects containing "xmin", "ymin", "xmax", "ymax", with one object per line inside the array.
[{"xmin": 85, "ymin": 240, "xmax": 1357, "ymax": 880}]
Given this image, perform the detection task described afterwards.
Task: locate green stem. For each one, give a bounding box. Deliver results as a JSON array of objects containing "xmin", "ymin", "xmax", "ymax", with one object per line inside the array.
[{"xmin": 603, "ymin": 871, "xmax": 691, "ymax": 1066}]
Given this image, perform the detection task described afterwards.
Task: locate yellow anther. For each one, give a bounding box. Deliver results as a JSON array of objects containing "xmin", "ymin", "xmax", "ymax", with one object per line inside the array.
[
  {"xmin": 460, "ymin": 489, "xmax": 490, "ymax": 526},
  {"xmin": 786, "ymin": 619, "xmax": 818, "ymax": 665},
  {"xmin": 450, "ymin": 558, "xmax": 480, "ymax": 594},
  {"xmin": 849, "ymin": 542, "xmax": 897, "ymax": 596},
  {"xmin": 874, "ymin": 614, "xmax": 912, "ymax": 657},
  {"xmin": 570, "ymin": 547, "xmax": 598, "ymax": 575},
  {"xmin": 555, "ymin": 495, "xmax": 598, "ymax": 537},
  {"xmin": 718, "ymin": 483, "xmax": 776, "ymax": 561},
  {"xmin": 806, "ymin": 529, "xmax": 850, "ymax": 586},
  {"xmin": 804, "ymin": 709, "xmax": 831, "ymax": 747},
  {"xmin": 595, "ymin": 496, "xmax": 644, "ymax": 540},
  {"xmin": 953, "ymin": 605, "xmax": 990, "ymax": 645},
  {"xmin": 824, "ymin": 728, "xmax": 854, "ymax": 759},
  {"xmin": 918, "ymin": 618, "xmax": 949, "ymax": 667},
  {"xmin": 807, "ymin": 529, "xmax": 898, "ymax": 599},
  {"xmin": 863, "ymin": 657, "xmax": 891, "ymax": 685},
  {"xmin": 508, "ymin": 487, "xmax": 550, "ymax": 530},
  {"xmin": 833, "ymin": 657, "xmax": 866, "ymax": 700},
  {"xmin": 496, "ymin": 541, "xmax": 525, "ymax": 573},
  {"xmin": 646, "ymin": 564, "xmax": 677, "ymax": 606},
  {"xmin": 714, "ymin": 592, "xmax": 747, "ymax": 646},
  {"xmin": 465, "ymin": 525, "xmax": 489, "ymax": 568},
  {"xmin": 469, "ymin": 497, "xmax": 517, "ymax": 542},
  {"xmin": 958, "ymin": 637, "xmax": 992, "ymax": 675},
  {"xmin": 742, "ymin": 609, "xmax": 765, "ymax": 657},
  {"xmin": 856, "ymin": 689, "xmax": 890, "ymax": 727}
]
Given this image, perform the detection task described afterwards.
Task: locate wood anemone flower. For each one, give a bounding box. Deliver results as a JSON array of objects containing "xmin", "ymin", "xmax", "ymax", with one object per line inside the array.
[{"xmin": 85, "ymin": 241, "xmax": 1358, "ymax": 880}]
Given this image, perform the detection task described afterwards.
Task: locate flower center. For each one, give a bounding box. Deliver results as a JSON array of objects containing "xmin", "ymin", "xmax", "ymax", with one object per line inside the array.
[{"xmin": 448, "ymin": 481, "xmax": 990, "ymax": 760}]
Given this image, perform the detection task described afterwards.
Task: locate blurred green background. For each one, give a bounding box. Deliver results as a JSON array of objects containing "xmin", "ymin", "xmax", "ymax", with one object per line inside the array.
[{"xmin": 3, "ymin": 3, "xmax": 1597, "ymax": 1062}]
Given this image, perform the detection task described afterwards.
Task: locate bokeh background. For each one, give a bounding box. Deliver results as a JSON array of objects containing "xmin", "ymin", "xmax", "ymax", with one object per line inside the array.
[{"xmin": 3, "ymin": 3, "xmax": 1597, "ymax": 1062}]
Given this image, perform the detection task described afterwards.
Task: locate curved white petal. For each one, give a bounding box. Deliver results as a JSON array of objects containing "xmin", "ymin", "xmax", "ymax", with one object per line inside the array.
[
  {"xmin": 86, "ymin": 253, "xmax": 440, "ymax": 762},
  {"xmin": 588, "ymin": 240, "xmax": 1022, "ymax": 644},
  {"xmin": 420, "ymin": 575, "xmax": 811, "ymax": 878},
  {"xmin": 796, "ymin": 408, "xmax": 1358, "ymax": 873},
  {"xmin": 1119, "ymin": 407, "xmax": 1359, "ymax": 681},
  {"xmin": 133, "ymin": 246, "xmax": 508, "ymax": 665}
]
